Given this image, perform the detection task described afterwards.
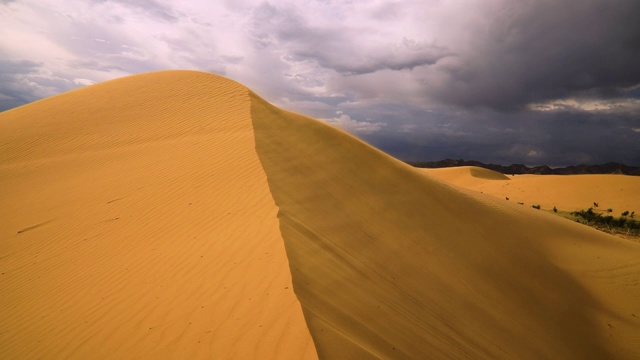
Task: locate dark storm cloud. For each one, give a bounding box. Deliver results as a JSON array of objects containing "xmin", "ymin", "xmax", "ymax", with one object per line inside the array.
[
  {"xmin": 354, "ymin": 105, "xmax": 640, "ymax": 166},
  {"xmin": 425, "ymin": 0, "xmax": 640, "ymax": 110},
  {"xmin": 250, "ymin": 2, "xmax": 449, "ymax": 75}
]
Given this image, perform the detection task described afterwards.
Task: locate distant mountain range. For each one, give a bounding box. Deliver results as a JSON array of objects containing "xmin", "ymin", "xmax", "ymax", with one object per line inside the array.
[{"xmin": 408, "ymin": 159, "xmax": 640, "ymax": 176}]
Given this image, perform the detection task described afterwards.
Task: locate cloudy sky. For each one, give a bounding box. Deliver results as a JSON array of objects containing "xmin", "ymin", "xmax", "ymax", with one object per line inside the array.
[{"xmin": 2, "ymin": 0, "xmax": 639, "ymax": 166}]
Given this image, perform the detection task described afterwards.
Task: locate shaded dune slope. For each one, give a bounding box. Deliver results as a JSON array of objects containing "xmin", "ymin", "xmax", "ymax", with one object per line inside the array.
[
  {"xmin": 0, "ymin": 71, "xmax": 316, "ymax": 359},
  {"xmin": 251, "ymin": 95, "xmax": 640, "ymax": 359}
]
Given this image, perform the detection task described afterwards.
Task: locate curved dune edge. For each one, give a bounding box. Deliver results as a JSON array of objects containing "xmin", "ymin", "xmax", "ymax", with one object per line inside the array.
[
  {"xmin": 250, "ymin": 93, "xmax": 640, "ymax": 358},
  {"xmin": 426, "ymin": 166, "xmax": 511, "ymax": 181},
  {"xmin": 421, "ymin": 166, "xmax": 510, "ymax": 188},
  {"xmin": 0, "ymin": 71, "xmax": 316, "ymax": 359}
]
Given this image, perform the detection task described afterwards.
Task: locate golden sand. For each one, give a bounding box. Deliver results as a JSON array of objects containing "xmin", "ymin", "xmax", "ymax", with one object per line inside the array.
[
  {"xmin": 2, "ymin": 71, "xmax": 640, "ymax": 359},
  {"xmin": 0, "ymin": 71, "xmax": 316, "ymax": 359}
]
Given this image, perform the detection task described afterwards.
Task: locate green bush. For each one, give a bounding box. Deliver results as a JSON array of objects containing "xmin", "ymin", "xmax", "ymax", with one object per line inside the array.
[{"xmin": 571, "ymin": 207, "xmax": 640, "ymax": 235}]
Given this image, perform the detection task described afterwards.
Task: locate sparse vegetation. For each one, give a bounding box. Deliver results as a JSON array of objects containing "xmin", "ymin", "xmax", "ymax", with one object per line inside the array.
[
  {"xmin": 502, "ymin": 194, "xmax": 637, "ymax": 239},
  {"xmin": 570, "ymin": 207, "xmax": 640, "ymax": 237}
]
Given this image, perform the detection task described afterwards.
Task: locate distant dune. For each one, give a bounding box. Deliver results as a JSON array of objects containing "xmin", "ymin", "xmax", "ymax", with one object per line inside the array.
[
  {"xmin": 424, "ymin": 166, "xmax": 640, "ymax": 214},
  {"xmin": 423, "ymin": 166, "xmax": 511, "ymax": 188},
  {"xmin": 2, "ymin": 71, "xmax": 640, "ymax": 359},
  {"xmin": 410, "ymin": 159, "xmax": 640, "ymax": 176}
]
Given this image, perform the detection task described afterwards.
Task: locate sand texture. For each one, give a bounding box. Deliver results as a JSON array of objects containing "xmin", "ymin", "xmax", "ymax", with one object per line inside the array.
[
  {"xmin": 424, "ymin": 166, "xmax": 640, "ymax": 213},
  {"xmin": 2, "ymin": 71, "xmax": 640, "ymax": 359}
]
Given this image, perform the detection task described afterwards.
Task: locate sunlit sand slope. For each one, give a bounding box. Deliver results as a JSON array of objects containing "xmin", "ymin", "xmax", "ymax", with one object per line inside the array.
[
  {"xmin": 424, "ymin": 168, "xmax": 640, "ymax": 213},
  {"xmin": 0, "ymin": 71, "xmax": 316, "ymax": 359},
  {"xmin": 251, "ymin": 95, "xmax": 640, "ymax": 359}
]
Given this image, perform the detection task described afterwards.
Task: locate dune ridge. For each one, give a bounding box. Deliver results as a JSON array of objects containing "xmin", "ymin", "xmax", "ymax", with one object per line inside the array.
[{"xmin": 1, "ymin": 70, "xmax": 640, "ymax": 359}]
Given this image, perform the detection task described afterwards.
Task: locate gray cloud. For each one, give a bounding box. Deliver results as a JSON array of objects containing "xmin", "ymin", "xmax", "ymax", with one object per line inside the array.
[
  {"xmin": 0, "ymin": 60, "xmax": 43, "ymax": 110},
  {"xmin": 90, "ymin": 0, "xmax": 179, "ymax": 22},
  {"xmin": 249, "ymin": 2, "xmax": 448, "ymax": 76},
  {"xmin": 422, "ymin": 0, "xmax": 640, "ymax": 110}
]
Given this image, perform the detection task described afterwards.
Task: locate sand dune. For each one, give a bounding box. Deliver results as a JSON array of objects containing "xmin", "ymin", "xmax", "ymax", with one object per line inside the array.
[
  {"xmin": 424, "ymin": 166, "xmax": 640, "ymax": 214},
  {"xmin": 2, "ymin": 71, "xmax": 640, "ymax": 359},
  {"xmin": 0, "ymin": 71, "xmax": 316, "ymax": 359}
]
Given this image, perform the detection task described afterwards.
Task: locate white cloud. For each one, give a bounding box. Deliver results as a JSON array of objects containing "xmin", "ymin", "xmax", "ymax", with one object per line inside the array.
[
  {"xmin": 528, "ymin": 98, "xmax": 640, "ymax": 113},
  {"xmin": 398, "ymin": 124, "xmax": 417, "ymax": 133},
  {"xmin": 72, "ymin": 78, "xmax": 95, "ymax": 86},
  {"xmin": 324, "ymin": 111, "xmax": 386, "ymax": 135},
  {"xmin": 527, "ymin": 150, "xmax": 540, "ymax": 157}
]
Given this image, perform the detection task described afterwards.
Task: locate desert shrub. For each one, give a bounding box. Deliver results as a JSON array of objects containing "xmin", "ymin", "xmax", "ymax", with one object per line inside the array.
[
  {"xmin": 532, "ymin": 205, "xmax": 541, "ymax": 210},
  {"xmin": 607, "ymin": 208, "xmax": 613, "ymax": 213},
  {"xmin": 553, "ymin": 206, "xmax": 558, "ymax": 213},
  {"xmin": 572, "ymin": 207, "xmax": 640, "ymax": 236},
  {"xmin": 572, "ymin": 207, "xmax": 596, "ymax": 220}
]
